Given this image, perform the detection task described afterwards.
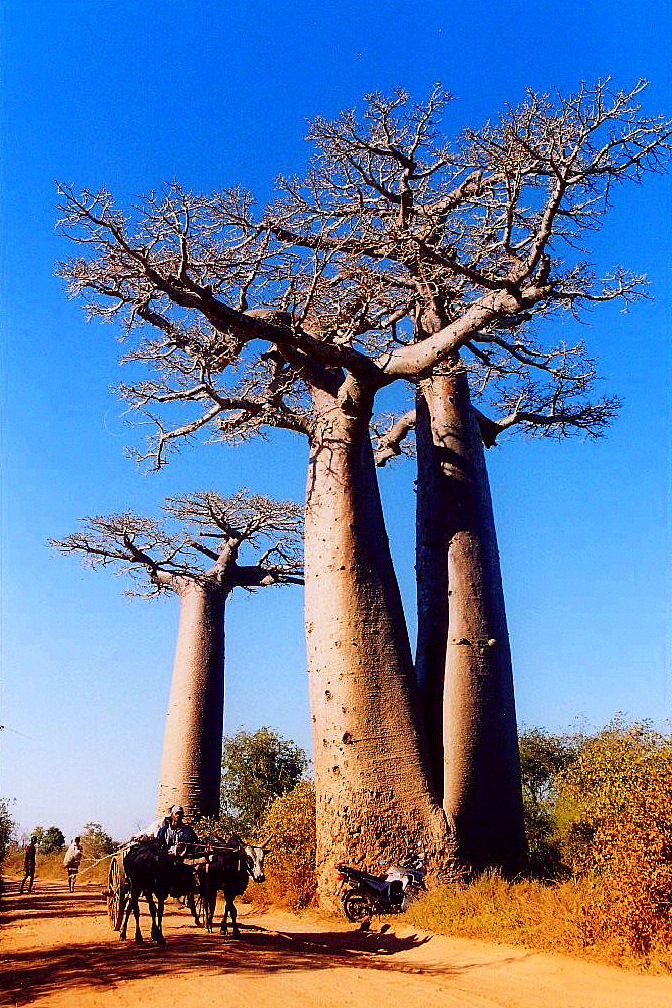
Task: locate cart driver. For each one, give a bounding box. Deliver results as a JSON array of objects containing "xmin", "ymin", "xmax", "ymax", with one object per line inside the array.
[{"xmin": 157, "ymin": 805, "xmax": 198, "ymax": 858}]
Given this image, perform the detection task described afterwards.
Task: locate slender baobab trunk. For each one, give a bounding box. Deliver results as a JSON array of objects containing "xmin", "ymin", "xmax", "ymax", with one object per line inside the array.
[
  {"xmin": 415, "ymin": 370, "xmax": 527, "ymax": 876},
  {"xmin": 156, "ymin": 580, "xmax": 227, "ymax": 821},
  {"xmin": 305, "ymin": 391, "xmax": 450, "ymax": 902}
]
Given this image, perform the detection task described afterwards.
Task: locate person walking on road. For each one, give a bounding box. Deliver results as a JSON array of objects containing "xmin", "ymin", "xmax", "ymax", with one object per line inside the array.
[
  {"xmin": 63, "ymin": 836, "xmax": 83, "ymax": 892},
  {"xmin": 19, "ymin": 837, "xmax": 37, "ymax": 893}
]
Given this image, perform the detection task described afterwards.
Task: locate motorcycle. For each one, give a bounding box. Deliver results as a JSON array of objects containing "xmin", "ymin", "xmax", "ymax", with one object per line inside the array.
[{"xmin": 337, "ymin": 846, "xmax": 427, "ymax": 924}]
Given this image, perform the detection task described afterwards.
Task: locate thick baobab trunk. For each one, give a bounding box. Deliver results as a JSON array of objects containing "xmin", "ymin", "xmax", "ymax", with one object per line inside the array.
[
  {"xmin": 305, "ymin": 392, "xmax": 450, "ymax": 903},
  {"xmin": 415, "ymin": 370, "xmax": 527, "ymax": 876},
  {"xmin": 156, "ymin": 581, "xmax": 227, "ymax": 821}
]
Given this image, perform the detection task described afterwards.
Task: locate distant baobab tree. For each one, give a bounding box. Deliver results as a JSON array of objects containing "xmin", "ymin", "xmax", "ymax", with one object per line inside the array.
[
  {"xmin": 57, "ymin": 79, "xmax": 670, "ymax": 894},
  {"xmin": 51, "ymin": 491, "xmax": 303, "ymax": 820}
]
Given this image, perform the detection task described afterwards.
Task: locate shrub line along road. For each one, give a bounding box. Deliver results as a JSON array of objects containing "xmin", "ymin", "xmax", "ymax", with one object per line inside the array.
[{"xmin": 1, "ymin": 878, "xmax": 669, "ymax": 1008}]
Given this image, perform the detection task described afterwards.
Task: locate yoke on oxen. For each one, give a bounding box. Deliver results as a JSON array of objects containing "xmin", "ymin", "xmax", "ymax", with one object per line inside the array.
[
  {"xmin": 105, "ymin": 833, "xmax": 270, "ymax": 943},
  {"xmin": 197, "ymin": 834, "xmax": 271, "ymax": 937},
  {"xmin": 119, "ymin": 839, "xmax": 197, "ymax": 944}
]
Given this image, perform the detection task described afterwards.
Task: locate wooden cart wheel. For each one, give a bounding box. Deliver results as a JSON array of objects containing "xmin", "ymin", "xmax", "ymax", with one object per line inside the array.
[{"xmin": 107, "ymin": 855, "xmax": 127, "ymax": 931}]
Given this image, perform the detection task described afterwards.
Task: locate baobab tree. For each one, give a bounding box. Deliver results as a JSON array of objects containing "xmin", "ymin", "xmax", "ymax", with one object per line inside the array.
[
  {"xmin": 51, "ymin": 491, "xmax": 303, "ymax": 820},
  {"xmin": 56, "ymin": 79, "xmax": 670, "ymax": 890},
  {"xmin": 261, "ymin": 80, "xmax": 667, "ymax": 874},
  {"xmin": 57, "ymin": 188, "xmax": 455, "ymax": 892}
]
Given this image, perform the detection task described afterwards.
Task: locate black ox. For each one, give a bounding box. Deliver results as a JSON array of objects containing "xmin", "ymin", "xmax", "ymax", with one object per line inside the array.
[
  {"xmin": 201, "ymin": 835, "xmax": 269, "ymax": 937},
  {"xmin": 120, "ymin": 839, "xmax": 194, "ymax": 944}
]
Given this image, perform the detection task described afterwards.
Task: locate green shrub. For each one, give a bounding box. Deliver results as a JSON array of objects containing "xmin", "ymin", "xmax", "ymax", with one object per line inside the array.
[
  {"xmin": 519, "ymin": 728, "xmax": 579, "ymax": 879},
  {"xmin": 82, "ymin": 822, "xmax": 117, "ymax": 860},
  {"xmin": 32, "ymin": 825, "xmax": 65, "ymax": 855},
  {"xmin": 218, "ymin": 727, "xmax": 309, "ymax": 836},
  {"xmin": 0, "ymin": 800, "xmax": 16, "ymax": 864}
]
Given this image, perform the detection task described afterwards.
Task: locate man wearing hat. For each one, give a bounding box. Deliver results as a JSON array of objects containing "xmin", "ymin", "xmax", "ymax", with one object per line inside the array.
[{"xmin": 156, "ymin": 805, "xmax": 198, "ymax": 858}]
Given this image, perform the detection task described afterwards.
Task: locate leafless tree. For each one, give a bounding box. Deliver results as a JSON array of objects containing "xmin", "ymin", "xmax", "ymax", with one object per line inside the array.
[
  {"xmin": 56, "ymin": 184, "xmax": 455, "ymax": 893},
  {"xmin": 57, "ymin": 79, "xmax": 670, "ymax": 887},
  {"xmin": 51, "ymin": 491, "xmax": 303, "ymax": 820},
  {"xmin": 261, "ymin": 79, "xmax": 669, "ymax": 874}
]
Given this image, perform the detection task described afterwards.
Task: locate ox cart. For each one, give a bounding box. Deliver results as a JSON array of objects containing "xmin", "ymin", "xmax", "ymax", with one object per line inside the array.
[
  {"xmin": 104, "ymin": 844, "xmax": 210, "ymax": 932},
  {"xmin": 103, "ymin": 837, "xmax": 267, "ymax": 942}
]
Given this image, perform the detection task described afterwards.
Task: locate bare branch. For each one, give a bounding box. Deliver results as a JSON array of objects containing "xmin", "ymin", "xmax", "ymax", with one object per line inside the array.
[
  {"xmin": 474, "ymin": 395, "xmax": 620, "ymax": 444},
  {"xmin": 57, "ymin": 81, "xmax": 668, "ymax": 459},
  {"xmin": 51, "ymin": 490, "xmax": 304, "ymax": 596},
  {"xmin": 373, "ymin": 410, "xmax": 417, "ymax": 466}
]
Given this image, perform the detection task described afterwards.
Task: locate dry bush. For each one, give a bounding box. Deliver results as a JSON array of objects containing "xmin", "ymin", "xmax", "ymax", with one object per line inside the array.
[
  {"xmin": 258, "ymin": 781, "xmax": 316, "ymax": 910},
  {"xmin": 78, "ymin": 837, "xmax": 121, "ymax": 886},
  {"xmin": 3, "ymin": 848, "xmax": 24, "ymax": 878},
  {"xmin": 559, "ymin": 727, "xmax": 672, "ymax": 961},
  {"xmin": 4, "ymin": 848, "xmax": 68, "ymax": 883},
  {"xmin": 405, "ymin": 872, "xmax": 582, "ymax": 953},
  {"xmin": 403, "ymin": 725, "xmax": 672, "ymax": 974},
  {"xmin": 404, "ymin": 872, "xmax": 671, "ymax": 973}
]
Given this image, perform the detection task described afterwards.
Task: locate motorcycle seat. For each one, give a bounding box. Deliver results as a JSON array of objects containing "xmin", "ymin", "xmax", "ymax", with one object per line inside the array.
[{"xmin": 340, "ymin": 866, "xmax": 385, "ymax": 884}]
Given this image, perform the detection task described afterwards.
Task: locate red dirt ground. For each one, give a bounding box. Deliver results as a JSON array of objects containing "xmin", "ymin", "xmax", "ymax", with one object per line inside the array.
[{"xmin": 1, "ymin": 877, "xmax": 669, "ymax": 1008}]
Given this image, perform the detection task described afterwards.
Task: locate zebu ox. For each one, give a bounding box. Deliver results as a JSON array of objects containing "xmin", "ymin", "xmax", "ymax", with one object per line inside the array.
[
  {"xmin": 202, "ymin": 835, "xmax": 270, "ymax": 937},
  {"xmin": 120, "ymin": 840, "xmax": 194, "ymax": 944}
]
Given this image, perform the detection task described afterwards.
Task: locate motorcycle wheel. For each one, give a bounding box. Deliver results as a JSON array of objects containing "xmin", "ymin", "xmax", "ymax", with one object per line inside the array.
[{"xmin": 342, "ymin": 889, "xmax": 374, "ymax": 924}]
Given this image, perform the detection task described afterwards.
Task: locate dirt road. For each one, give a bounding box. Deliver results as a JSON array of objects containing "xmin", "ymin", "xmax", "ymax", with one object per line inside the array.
[{"xmin": 1, "ymin": 878, "xmax": 669, "ymax": 1008}]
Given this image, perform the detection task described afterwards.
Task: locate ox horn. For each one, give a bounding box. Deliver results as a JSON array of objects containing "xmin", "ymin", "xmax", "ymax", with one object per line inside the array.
[{"xmin": 260, "ymin": 834, "xmax": 275, "ymax": 849}]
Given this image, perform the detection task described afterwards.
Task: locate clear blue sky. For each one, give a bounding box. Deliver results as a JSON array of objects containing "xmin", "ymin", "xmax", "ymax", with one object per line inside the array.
[{"xmin": 1, "ymin": 0, "xmax": 669, "ymax": 842}]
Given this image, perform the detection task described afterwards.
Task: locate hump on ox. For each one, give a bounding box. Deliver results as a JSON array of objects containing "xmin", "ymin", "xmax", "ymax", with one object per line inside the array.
[
  {"xmin": 120, "ymin": 840, "xmax": 194, "ymax": 945},
  {"xmin": 202, "ymin": 836, "xmax": 269, "ymax": 937}
]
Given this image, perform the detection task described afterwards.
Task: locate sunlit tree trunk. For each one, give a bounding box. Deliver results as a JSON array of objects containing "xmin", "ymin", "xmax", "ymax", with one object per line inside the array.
[
  {"xmin": 305, "ymin": 389, "xmax": 450, "ymax": 903},
  {"xmin": 415, "ymin": 369, "xmax": 527, "ymax": 876},
  {"xmin": 156, "ymin": 580, "xmax": 227, "ymax": 821}
]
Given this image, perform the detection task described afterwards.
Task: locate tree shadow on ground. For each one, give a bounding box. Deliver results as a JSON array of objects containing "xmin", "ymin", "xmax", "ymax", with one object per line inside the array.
[
  {"xmin": 0, "ymin": 882, "xmax": 107, "ymax": 925},
  {"xmin": 2, "ymin": 914, "xmax": 530, "ymax": 1006},
  {"xmin": 2, "ymin": 882, "xmax": 534, "ymax": 1006}
]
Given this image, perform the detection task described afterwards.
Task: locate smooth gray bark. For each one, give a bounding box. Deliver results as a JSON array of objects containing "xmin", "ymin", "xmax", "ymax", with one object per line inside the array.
[
  {"xmin": 305, "ymin": 390, "xmax": 451, "ymax": 903},
  {"xmin": 415, "ymin": 371, "xmax": 527, "ymax": 876},
  {"xmin": 156, "ymin": 581, "xmax": 227, "ymax": 820}
]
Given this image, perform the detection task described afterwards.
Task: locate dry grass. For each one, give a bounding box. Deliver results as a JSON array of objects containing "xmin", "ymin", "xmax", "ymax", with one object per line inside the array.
[
  {"xmin": 3, "ymin": 843, "xmax": 116, "ymax": 888},
  {"xmin": 403, "ymin": 873, "xmax": 672, "ymax": 974}
]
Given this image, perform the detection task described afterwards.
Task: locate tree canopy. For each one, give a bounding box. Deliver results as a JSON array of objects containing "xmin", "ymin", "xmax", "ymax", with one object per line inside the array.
[
  {"xmin": 82, "ymin": 822, "xmax": 117, "ymax": 858},
  {"xmin": 519, "ymin": 728, "xmax": 580, "ymax": 805},
  {"xmin": 32, "ymin": 825, "xmax": 65, "ymax": 854},
  {"xmin": 51, "ymin": 489, "xmax": 303, "ymax": 597},
  {"xmin": 57, "ymin": 81, "xmax": 671, "ymax": 467},
  {"xmin": 219, "ymin": 727, "xmax": 309, "ymax": 835}
]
